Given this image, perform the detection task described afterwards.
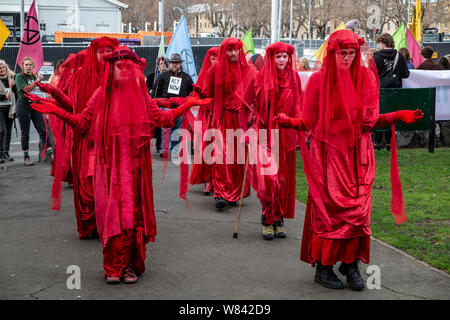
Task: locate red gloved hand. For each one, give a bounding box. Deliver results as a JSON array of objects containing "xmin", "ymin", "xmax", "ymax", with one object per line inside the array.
[
  {"xmin": 35, "ymin": 82, "xmax": 55, "ymax": 94},
  {"xmin": 30, "ymin": 101, "xmax": 64, "ymax": 116},
  {"xmin": 184, "ymin": 97, "xmax": 213, "ymax": 108},
  {"xmin": 274, "ymin": 113, "xmax": 301, "ymax": 129},
  {"xmin": 25, "ymin": 92, "xmax": 54, "ymax": 105},
  {"xmin": 394, "ymin": 109, "xmax": 424, "ymax": 124},
  {"xmin": 35, "ymin": 82, "xmax": 72, "ymax": 111},
  {"xmin": 168, "ymin": 97, "xmax": 187, "ymax": 107},
  {"xmin": 193, "ymin": 85, "xmax": 208, "ymax": 99},
  {"xmin": 173, "ymin": 97, "xmax": 213, "ymax": 119},
  {"xmin": 154, "ymin": 98, "xmax": 172, "ymax": 108}
]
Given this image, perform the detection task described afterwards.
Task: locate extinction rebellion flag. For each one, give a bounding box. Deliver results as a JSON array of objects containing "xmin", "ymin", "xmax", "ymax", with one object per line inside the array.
[{"xmin": 16, "ymin": 0, "xmax": 43, "ymax": 73}]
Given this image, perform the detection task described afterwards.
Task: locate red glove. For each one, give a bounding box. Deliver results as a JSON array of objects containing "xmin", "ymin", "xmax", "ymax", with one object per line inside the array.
[
  {"xmin": 31, "ymin": 101, "xmax": 78, "ymax": 127},
  {"xmin": 25, "ymin": 92, "xmax": 59, "ymax": 106},
  {"xmin": 193, "ymin": 84, "xmax": 208, "ymax": 99},
  {"xmin": 168, "ymin": 96, "xmax": 188, "ymax": 107},
  {"xmin": 30, "ymin": 101, "xmax": 64, "ymax": 116},
  {"xmin": 154, "ymin": 98, "xmax": 172, "ymax": 108},
  {"xmin": 274, "ymin": 113, "xmax": 302, "ymax": 129},
  {"xmin": 394, "ymin": 109, "xmax": 424, "ymax": 124},
  {"xmin": 35, "ymin": 82, "xmax": 73, "ymax": 111},
  {"xmin": 35, "ymin": 82, "xmax": 56, "ymax": 94},
  {"xmin": 173, "ymin": 97, "xmax": 213, "ymax": 119}
]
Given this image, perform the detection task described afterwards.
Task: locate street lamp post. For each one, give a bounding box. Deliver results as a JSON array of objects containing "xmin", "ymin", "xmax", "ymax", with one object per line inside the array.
[
  {"xmin": 308, "ymin": 0, "xmax": 311, "ymax": 40},
  {"xmin": 289, "ymin": 0, "xmax": 293, "ymax": 43},
  {"xmin": 271, "ymin": 0, "xmax": 279, "ymax": 43}
]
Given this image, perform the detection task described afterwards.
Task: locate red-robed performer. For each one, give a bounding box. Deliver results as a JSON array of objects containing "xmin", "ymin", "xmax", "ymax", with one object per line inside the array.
[
  {"xmin": 30, "ymin": 48, "xmax": 211, "ymax": 284},
  {"xmin": 43, "ymin": 51, "xmax": 86, "ymax": 210},
  {"xmin": 189, "ymin": 46, "xmax": 220, "ymax": 195},
  {"xmin": 199, "ymin": 38, "xmax": 251, "ymax": 209},
  {"xmin": 35, "ymin": 37, "xmax": 119, "ymax": 239},
  {"xmin": 237, "ymin": 42, "xmax": 302, "ymax": 240},
  {"xmin": 276, "ymin": 30, "xmax": 423, "ymax": 290}
]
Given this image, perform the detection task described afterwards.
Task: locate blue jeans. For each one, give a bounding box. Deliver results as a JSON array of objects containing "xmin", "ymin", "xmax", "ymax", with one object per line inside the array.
[{"xmin": 160, "ymin": 107, "xmax": 183, "ymax": 152}]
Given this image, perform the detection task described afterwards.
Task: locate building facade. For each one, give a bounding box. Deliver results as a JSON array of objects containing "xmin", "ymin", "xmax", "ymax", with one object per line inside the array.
[{"xmin": 0, "ymin": 0, "xmax": 127, "ymax": 42}]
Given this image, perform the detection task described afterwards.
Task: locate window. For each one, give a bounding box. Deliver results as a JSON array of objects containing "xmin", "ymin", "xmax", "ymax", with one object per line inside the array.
[
  {"xmin": 39, "ymin": 23, "xmax": 46, "ymax": 31},
  {"xmin": 57, "ymin": 23, "xmax": 68, "ymax": 31},
  {"xmin": 96, "ymin": 24, "xmax": 110, "ymax": 33}
]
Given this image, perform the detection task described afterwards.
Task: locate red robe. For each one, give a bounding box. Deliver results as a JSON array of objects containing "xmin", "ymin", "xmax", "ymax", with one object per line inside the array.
[
  {"xmin": 206, "ymin": 63, "xmax": 250, "ymax": 202},
  {"xmin": 66, "ymin": 68, "xmax": 97, "ymax": 238},
  {"xmin": 299, "ymin": 69, "xmax": 379, "ymax": 266},
  {"xmin": 63, "ymin": 88, "xmax": 178, "ymax": 276},
  {"xmin": 239, "ymin": 70, "xmax": 301, "ymax": 224}
]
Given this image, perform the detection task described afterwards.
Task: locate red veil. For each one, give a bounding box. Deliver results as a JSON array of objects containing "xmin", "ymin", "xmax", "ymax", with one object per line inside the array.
[
  {"xmin": 73, "ymin": 37, "xmax": 119, "ymax": 113},
  {"xmin": 90, "ymin": 48, "xmax": 159, "ymax": 244},
  {"xmin": 237, "ymin": 42, "xmax": 302, "ymax": 216},
  {"xmin": 49, "ymin": 49, "xmax": 86, "ymax": 211},
  {"xmin": 299, "ymin": 29, "xmax": 381, "ymax": 241},
  {"xmin": 196, "ymin": 47, "xmax": 220, "ymax": 88},
  {"xmin": 188, "ymin": 47, "xmax": 219, "ymax": 188}
]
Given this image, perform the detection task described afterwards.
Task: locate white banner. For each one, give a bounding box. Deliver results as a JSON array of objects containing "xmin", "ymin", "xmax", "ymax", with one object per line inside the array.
[
  {"xmin": 403, "ymin": 70, "xmax": 450, "ymax": 121},
  {"xmin": 298, "ymin": 70, "xmax": 450, "ymax": 121}
]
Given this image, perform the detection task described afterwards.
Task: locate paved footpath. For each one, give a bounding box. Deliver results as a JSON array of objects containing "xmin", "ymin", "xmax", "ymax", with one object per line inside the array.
[{"xmin": 1, "ymin": 150, "xmax": 449, "ymax": 300}]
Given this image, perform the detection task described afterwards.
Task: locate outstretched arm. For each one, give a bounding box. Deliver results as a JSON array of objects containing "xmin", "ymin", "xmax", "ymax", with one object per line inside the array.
[
  {"xmin": 30, "ymin": 90, "xmax": 100, "ymax": 132},
  {"xmin": 35, "ymin": 82, "xmax": 73, "ymax": 111},
  {"xmin": 146, "ymin": 94, "xmax": 212, "ymax": 128},
  {"xmin": 374, "ymin": 109, "xmax": 424, "ymax": 129}
]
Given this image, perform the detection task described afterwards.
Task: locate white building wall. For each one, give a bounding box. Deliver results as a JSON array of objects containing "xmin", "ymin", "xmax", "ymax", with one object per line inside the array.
[{"xmin": 0, "ymin": 0, "xmax": 125, "ymax": 37}]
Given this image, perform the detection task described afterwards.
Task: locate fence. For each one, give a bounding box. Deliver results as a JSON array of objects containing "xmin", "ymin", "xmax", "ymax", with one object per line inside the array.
[
  {"xmin": 375, "ymin": 88, "xmax": 437, "ymax": 153},
  {"xmin": 0, "ymin": 45, "xmax": 214, "ymax": 78}
]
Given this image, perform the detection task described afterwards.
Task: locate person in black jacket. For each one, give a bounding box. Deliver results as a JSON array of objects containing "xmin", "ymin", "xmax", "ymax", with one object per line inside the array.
[
  {"xmin": 147, "ymin": 56, "xmax": 167, "ymax": 97},
  {"xmin": 373, "ymin": 34, "xmax": 410, "ymax": 151},
  {"xmin": 153, "ymin": 53, "xmax": 194, "ymax": 152},
  {"xmin": 147, "ymin": 57, "xmax": 168, "ymax": 153},
  {"xmin": 373, "ymin": 33, "xmax": 410, "ymax": 88}
]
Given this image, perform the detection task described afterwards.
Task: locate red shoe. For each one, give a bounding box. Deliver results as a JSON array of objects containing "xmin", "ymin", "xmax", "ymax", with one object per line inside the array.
[
  {"xmin": 105, "ymin": 275, "xmax": 121, "ymax": 284},
  {"xmin": 122, "ymin": 264, "xmax": 138, "ymax": 284},
  {"xmin": 203, "ymin": 181, "xmax": 213, "ymax": 195}
]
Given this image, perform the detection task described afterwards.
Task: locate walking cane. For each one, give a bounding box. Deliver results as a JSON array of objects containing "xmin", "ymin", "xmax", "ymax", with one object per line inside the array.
[
  {"xmin": 233, "ymin": 109, "xmax": 255, "ymax": 239},
  {"xmin": 233, "ymin": 144, "xmax": 250, "ymax": 239}
]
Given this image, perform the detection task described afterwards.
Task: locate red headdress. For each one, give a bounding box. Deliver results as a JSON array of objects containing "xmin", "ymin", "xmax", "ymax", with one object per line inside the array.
[
  {"xmin": 309, "ymin": 29, "xmax": 379, "ymax": 154},
  {"xmin": 57, "ymin": 49, "xmax": 86, "ymax": 94},
  {"xmin": 90, "ymin": 47, "xmax": 151, "ymax": 166},
  {"xmin": 196, "ymin": 47, "xmax": 219, "ymax": 88},
  {"xmin": 76, "ymin": 37, "xmax": 119, "ymax": 112}
]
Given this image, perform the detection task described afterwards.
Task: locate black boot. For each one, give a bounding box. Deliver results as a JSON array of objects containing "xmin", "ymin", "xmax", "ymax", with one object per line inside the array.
[
  {"xmin": 314, "ymin": 261, "xmax": 344, "ymax": 289},
  {"xmin": 338, "ymin": 260, "xmax": 365, "ymax": 291},
  {"xmin": 215, "ymin": 197, "xmax": 226, "ymax": 209}
]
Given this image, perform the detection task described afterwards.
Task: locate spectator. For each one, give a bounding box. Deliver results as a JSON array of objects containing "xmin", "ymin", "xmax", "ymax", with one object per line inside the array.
[
  {"xmin": 153, "ymin": 53, "xmax": 194, "ymax": 153},
  {"xmin": 373, "ymin": 34, "xmax": 410, "ymax": 151},
  {"xmin": 147, "ymin": 56, "xmax": 167, "ymax": 97},
  {"xmin": 0, "ymin": 60, "xmax": 17, "ymax": 163},
  {"xmin": 14, "ymin": 57, "xmax": 51, "ymax": 166},
  {"xmin": 373, "ymin": 33, "xmax": 410, "ymax": 88},
  {"xmin": 146, "ymin": 56, "xmax": 168, "ymax": 153},
  {"xmin": 417, "ymin": 46, "xmax": 443, "ymax": 70},
  {"xmin": 297, "ymin": 57, "xmax": 311, "ymax": 71},
  {"xmin": 399, "ymin": 47, "xmax": 415, "ymax": 69},
  {"xmin": 438, "ymin": 56, "xmax": 450, "ymax": 70}
]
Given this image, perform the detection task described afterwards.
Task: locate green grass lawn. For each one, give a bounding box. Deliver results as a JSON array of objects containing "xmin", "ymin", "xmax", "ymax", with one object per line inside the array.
[{"xmin": 295, "ymin": 148, "xmax": 450, "ymax": 273}]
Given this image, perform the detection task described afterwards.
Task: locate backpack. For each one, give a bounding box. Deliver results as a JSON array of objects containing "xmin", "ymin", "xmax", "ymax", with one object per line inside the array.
[{"xmin": 380, "ymin": 52, "xmax": 400, "ymax": 88}]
